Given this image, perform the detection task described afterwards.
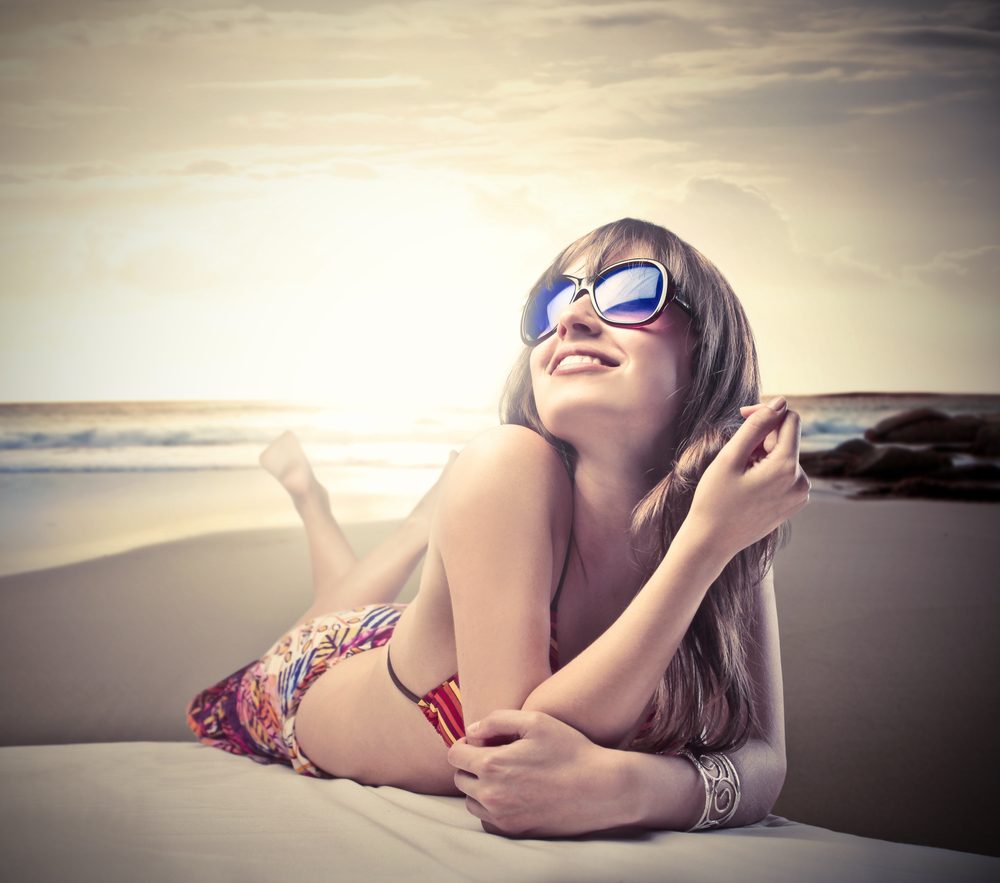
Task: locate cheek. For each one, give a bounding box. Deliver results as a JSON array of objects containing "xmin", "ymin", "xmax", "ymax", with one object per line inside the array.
[
  {"xmin": 528, "ymin": 345, "xmax": 552, "ymax": 390},
  {"xmin": 631, "ymin": 336, "xmax": 690, "ymax": 400}
]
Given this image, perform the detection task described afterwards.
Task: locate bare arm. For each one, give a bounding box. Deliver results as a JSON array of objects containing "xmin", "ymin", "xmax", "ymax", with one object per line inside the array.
[
  {"xmin": 439, "ymin": 405, "xmax": 802, "ymax": 751},
  {"xmin": 525, "ymin": 403, "xmax": 801, "ymax": 748},
  {"xmin": 521, "ymin": 519, "xmax": 730, "ymax": 747},
  {"xmin": 434, "ymin": 424, "xmax": 574, "ymax": 730},
  {"xmin": 448, "ymin": 564, "xmax": 787, "ymax": 836},
  {"xmin": 435, "ymin": 425, "xmax": 729, "ymax": 745},
  {"xmin": 616, "ymin": 561, "xmax": 787, "ymax": 829}
]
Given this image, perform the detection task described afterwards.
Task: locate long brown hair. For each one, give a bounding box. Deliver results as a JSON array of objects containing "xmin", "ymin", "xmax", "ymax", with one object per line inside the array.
[{"xmin": 499, "ymin": 217, "xmax": 791, "ymax": 755}]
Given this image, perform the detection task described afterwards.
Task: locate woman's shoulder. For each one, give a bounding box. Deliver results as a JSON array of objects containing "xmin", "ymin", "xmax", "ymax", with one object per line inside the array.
[
  {"xmin": 459, "ymin": 424, "xmax": 569, "ymax": 482},
  {"xmin": 463, "ymin": 423, "xmax": 564, "ymax": 460},
  {"xmin": 440, "ymin": 425, "xmax": 572, "ymax": 516}
]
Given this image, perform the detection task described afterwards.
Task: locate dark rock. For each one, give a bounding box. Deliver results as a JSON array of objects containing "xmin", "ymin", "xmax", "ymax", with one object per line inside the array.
[
  {"xmin": 928, "ymin": 442, "xmax": 978, "ymax": 455},
  {"xmin": 800, "ymin": 451, "xmax": 851, "ymax": 477},
  {"xmin": 864, "ymin": 408, "xmax": 949, "ymax": 441},
  {"xmin": 845, "ymin": 445, "xmax": 953, "ymax": 480},
  {"xmin": 864, "ymin": 410, "xmax": 983, "ymax": 444},
  {"xmin": 929, "ymin": 463, "xmax": 1000, "ymax": 482},
  {"xmin": 851, "ymin": 478, "xmax": 1000, "ymax": 502},
  {"xmin": 833, "ymin": 438, "xmax": 875, "ymax": 456},
  {"xmin": 973, "ymin": 422, "xmax": 1000, "ymax": 457},
  {"xmin": 803, "ymin": 409, "xmax": 1000, "ymax": 501}
]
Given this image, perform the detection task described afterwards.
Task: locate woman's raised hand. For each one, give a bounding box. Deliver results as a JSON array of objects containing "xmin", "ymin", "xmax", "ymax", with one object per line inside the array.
[{"xmin": 684, "ymin": 396, "xmax": 810, "ymax": 561}]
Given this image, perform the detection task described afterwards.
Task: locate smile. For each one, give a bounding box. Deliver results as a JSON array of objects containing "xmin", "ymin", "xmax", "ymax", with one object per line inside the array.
[{"xmin": 552, "ymin": 354, "xmax": 616, "ymax": 375}]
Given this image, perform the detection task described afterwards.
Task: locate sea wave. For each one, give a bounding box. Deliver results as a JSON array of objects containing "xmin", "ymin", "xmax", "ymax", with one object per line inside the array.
[
  {"xmin": 0, "ymin": 425, "xmax": 483, "ymax": 452},
  {"xmin": 2, "ymin": 394, "xmax": 996, "ymax": 475},
  {"xmin": 799, "ymin": 415, "xmax": 870, "ymax": 439},
  {"xmin": 0, "ymin": 429, "xmax": 248, "ymax": 450}
]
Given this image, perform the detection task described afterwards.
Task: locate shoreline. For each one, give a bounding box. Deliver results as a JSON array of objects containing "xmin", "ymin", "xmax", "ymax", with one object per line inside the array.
[
  {"xmin": 0, "ymin": 519, "xmax": 403, "ymax": 582},
  {"xmin": 0, "ymin": 479, "xmax": 990, "ymax": 580},
  {"xmin": 0, "ymin": 467, "xmax": 437, "ymax": 579}
]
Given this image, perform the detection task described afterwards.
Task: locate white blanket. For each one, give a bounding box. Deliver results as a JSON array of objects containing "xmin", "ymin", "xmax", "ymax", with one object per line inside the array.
[{"xmin": 2, "ymin": 742, "xmax": 996, "ymax": 883}]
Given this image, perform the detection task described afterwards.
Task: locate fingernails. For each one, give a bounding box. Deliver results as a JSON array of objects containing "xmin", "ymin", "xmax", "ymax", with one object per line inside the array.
[{"xmin": 767, "ymin": 395, "xmax": 787, "ymax": 411}]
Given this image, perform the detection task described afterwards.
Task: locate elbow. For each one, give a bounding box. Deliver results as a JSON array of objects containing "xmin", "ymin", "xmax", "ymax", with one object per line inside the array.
[
  {"xmin": 518, "ymin": 697, "xmax": 622, "ymax": 750},
  {"xmin": 763, "ymin": 749, "xmax": 787, "ymax": 818},
  {"xmin": 732, "ymin": 742, "xmax": 786, "ymax": 827},
  {"xmin": 749, "ymin": 745, "xmax": 787, "ymax": 824}
]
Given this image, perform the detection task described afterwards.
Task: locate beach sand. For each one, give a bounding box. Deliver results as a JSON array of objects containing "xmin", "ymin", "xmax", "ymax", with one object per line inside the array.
[{"xmin": 0, "ymin": 498, "xmax": 997, "ymax": 857}]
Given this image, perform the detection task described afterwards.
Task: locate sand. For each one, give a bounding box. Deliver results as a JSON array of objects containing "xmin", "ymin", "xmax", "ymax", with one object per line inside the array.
[{"xmin": 0, "ymin": 499, "xmax": 997, "ymax": 857}]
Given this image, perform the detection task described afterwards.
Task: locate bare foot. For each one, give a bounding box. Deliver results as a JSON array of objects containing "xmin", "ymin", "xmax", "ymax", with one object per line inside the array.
[
  {"xmin": 259, "ymin": 431, "xmax": 325, "ymax": 505},
  {"xmin": 409, "ymin": 450, "xmax": 460, "ymax": 528}
]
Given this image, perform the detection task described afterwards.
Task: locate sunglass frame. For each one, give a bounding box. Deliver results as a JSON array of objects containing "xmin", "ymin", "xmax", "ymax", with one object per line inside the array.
[{"xmin": 521, "ymin": 258, "xmax": 692, "ymax": 346}]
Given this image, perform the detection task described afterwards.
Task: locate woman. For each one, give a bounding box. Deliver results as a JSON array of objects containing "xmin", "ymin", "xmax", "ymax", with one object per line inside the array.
[{"xmin": 186, "ymin": 217, "xmax": 808, "ymax": 836}]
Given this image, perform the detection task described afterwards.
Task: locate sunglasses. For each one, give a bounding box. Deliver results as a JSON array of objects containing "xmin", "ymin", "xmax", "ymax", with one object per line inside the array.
[{"xmin": 520, "ymin": 258, "xmax": 692, "ymax": 346}]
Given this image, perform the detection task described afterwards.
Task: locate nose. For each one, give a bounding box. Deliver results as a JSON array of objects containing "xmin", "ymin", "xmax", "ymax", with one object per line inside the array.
[{"xmin": 555, "ymin": 288, "xmax": 601, "ymax": 339}]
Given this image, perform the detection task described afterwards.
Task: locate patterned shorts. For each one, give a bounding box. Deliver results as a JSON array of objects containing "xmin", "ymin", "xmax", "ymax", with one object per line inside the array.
[{"xmin": 185, "ymin": 603, "xmax": 406, "ymax": 778}]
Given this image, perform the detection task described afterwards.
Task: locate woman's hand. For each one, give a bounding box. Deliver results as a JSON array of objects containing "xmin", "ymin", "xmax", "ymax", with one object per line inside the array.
[
  {"xmin": 685, "ymin": 397, "xmax": 810, "ymax": 561},
  {"xmin": 446, "ymin": 710, "xmax": 632, "ymax": 838}
]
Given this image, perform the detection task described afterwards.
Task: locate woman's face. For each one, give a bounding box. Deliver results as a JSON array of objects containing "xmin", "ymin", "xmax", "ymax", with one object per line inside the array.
[{"xmin": 528, "ymin": 246, "xmax": 695, "ymax": 463}]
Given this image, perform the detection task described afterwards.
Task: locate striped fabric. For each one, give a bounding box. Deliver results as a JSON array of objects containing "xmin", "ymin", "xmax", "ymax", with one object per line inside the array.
[{"xmin": 412, "ymin": 611, "xmax": 562, "ymax": 747}]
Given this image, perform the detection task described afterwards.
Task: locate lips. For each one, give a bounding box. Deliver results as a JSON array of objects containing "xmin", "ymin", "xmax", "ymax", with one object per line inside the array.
[{"xmin": 550, "ymin": 348, "xmax": 620, "ymax": 374}]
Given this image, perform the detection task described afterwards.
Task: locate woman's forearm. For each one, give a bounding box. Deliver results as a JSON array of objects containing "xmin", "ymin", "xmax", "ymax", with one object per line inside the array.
[
  {"xmin": 614, "ymin": 737, "xmax": 786, "ymax": 831},
  {"xmin": 521, "ymin": 518, "xmax": 731, "ymax": 748}
]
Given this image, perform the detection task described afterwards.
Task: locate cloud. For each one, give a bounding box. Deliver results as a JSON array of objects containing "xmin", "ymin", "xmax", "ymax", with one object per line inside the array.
[
  {"xmin": 875, "ymin": 25, "xmax": 1000, "ymax": 53},
  {"xmin": 0, "ymin": 0, "xmax": 997, "ymax": 399},
  {"xmin": 57, "ymin": 163, "xmax": 121, "ymax": 180},
  {"xmin": 2, "ymin": 99, "xmax": 121, "ymax": 130},
  {"xmin": 194, "ymin": 76, "xmax": 429, "ymax": 91},
  {"xmin": 0, "ymin": 3, "xmax": 274, "ymax": 49},
  {"xmin": 903, "ymin": 245, "xmax": 1000, "ymax": 299},
  {"xmin": 177, "ymin": 160, "xmax": 235, "ymax": 176},
  {"xmin": 567, "ymin": 2, "xmax": 685, "ymax": 30}
]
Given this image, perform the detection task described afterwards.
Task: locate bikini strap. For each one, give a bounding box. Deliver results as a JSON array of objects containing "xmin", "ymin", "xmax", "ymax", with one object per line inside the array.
[
  {"xmin": 550, "ymin": 532, "xmax": 573, "ymax": 612},
  {"xmin": 385, "ymin": 645, "xmax": 423, "ymax": 705}
]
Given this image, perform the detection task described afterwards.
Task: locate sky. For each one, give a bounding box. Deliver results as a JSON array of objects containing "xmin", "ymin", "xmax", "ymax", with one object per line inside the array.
[{"xmin": 0, "ymin": 0, "xmax": 998, "ymax": 408}]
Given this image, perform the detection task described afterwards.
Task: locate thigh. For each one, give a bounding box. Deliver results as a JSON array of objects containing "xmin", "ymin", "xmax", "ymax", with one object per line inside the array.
[
  {"xmin": 287, "ymin": 602, "xmax": 330, "ymax": 632},
  {"xmin": 294, "ymin": 642, "xmax": 459, "ymax": 794}
]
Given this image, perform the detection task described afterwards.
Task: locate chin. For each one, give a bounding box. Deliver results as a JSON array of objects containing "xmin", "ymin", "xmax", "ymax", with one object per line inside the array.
[
  {"xmin": 538, "ymin": 391, "xmax": 679, "ymax": 464},
  {"xmin": 537, "ymin": 398, "xmax": 624, "ymax": 448}
]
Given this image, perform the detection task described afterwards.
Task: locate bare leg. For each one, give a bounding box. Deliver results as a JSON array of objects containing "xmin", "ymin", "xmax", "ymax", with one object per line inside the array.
[
  {"xmin": 260, "ymin": 431, "xmax": 357, "ymax": 590},
  {"xmin": 261, "ymin": 431, "xmax": 457, "ymax": 615}
]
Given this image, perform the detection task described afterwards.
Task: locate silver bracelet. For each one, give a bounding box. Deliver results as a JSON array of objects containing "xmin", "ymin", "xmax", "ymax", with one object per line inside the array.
[{"xmin": 677, "ymin": 748, "xmax": 741, "ymax": 831}]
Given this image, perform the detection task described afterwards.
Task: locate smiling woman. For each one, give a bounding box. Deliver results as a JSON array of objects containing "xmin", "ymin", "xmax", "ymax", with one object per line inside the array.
[{"xmin": 186, "ymin": 217, "xmax": 807, "ymax": 836}]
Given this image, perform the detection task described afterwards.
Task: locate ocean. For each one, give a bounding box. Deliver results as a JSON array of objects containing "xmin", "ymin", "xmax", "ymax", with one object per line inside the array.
[{"xmin": 1, "ymin": 393, "xmax": 996, "ymax": 577}]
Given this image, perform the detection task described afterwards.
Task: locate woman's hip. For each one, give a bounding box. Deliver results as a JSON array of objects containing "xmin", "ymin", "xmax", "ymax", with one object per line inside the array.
[{"xmin": 187, "ymin": 602, "xmax": 408, "ymax": 776}]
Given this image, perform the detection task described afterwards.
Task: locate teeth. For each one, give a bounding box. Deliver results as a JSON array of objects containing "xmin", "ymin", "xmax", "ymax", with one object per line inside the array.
[{"xmin": 557, "ymin": 354, "xmax": 605, "ymax": 369}]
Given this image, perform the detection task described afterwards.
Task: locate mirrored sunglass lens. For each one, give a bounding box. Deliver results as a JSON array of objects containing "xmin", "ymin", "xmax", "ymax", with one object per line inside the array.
[
  {"xmin": 594, "ymin": 263, "xmax": 663, "ymax": 323},
  {"xmin": 523, "ymin": 278, "xmax": 575, "ymax": 341}
]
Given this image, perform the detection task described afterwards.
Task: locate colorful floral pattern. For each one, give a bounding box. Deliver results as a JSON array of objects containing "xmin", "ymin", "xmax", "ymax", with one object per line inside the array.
[{"xmin": 186, "ymin": 603, "xmax": 406, "ymax": 778}]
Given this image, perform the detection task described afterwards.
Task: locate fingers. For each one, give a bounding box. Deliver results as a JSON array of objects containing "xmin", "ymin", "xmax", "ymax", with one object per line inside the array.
[
  {"xmin": 447, "ymin": 738, "xmax": 484, "ymax": 775},
  {"xmin": 777, "ymin": 406, "xmax": 801, "ymax": 456},
  {"xmin": 461, "ymin": 784, "xmax": 492, "ymax": 824},
  {"xmin": 447, "ymin": 709, "xmax": 538, "ymax": 776},
  {"xmin": 740, "ymin": 401, "xmax": 799, "ymax": 460},
  {"xmin": 449, "ymin": 752, "xmax": 498, "ymax": 830},
  {"xmin": 722, "ymin": 397, "xmax": 788, "ymax": 468},
  {"xmin": 738, "ymin": 400, "xmax": 780, "ymax": 415},
  {"xmin": 446, "ymin": 709, "xmax": 533, "ymax": 773},
  {"xmin": 466, "ymin": 708, "xmax": 537, "ymax": 743},
  {"xmin": 451, "ymin": 765, "xmax": 479, "ymax": 800},
  {"xmin": 463, "ymin": 794, "xmax": 487, "ymax": 819}
]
